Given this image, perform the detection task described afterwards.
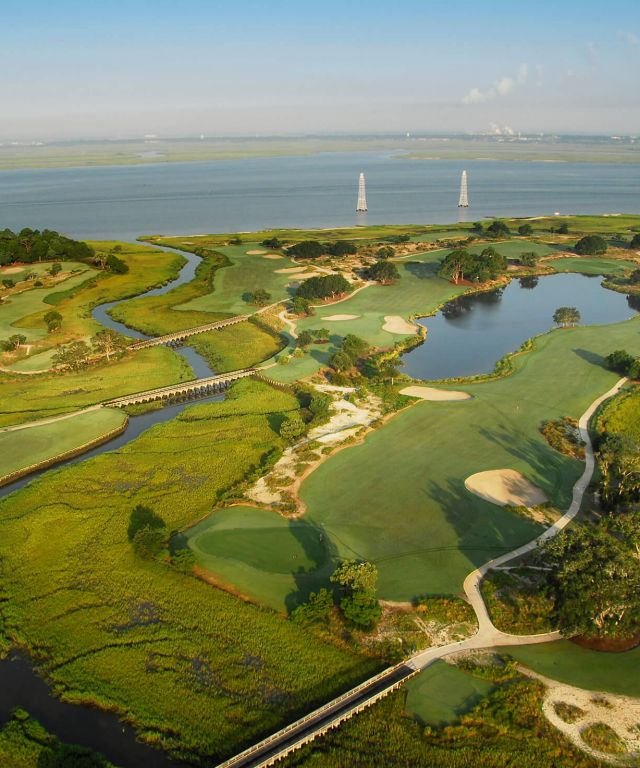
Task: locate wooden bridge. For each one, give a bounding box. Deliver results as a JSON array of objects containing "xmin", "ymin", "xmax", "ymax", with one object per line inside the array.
[
  {"xmin": 105, "ymin": 369, "xmax": 256, "ymax": 408},
  {"xmin": 216, "ymin": 662, "xmax": 417, "ymax": 768},
  {"xmin": 130, "ymin": 314, "xmax": 250, "ymax": 349}
]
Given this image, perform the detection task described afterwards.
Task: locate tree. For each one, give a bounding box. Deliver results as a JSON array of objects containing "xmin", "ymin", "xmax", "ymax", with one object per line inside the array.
[
  {"xmin": 310, "ymin": 328, "xmax": 330, "ymax": 342},
  {"xmin": 486, "ymin": 220, "xmax": 510, "ymax": 238},
  {"xmin": 542, "ymin": 521, "xmax": 640, "ymax": 639},
  {"xmin": 296, "ymin": 274, "xmax": 351, "ymax": 300},
  {"xmin": 229, "ymin": 236, "xmax": 243, "ymax": 245},
  {"xmin": 2, "ymin": 278, "xmax": 15, "ymax": 289},
  {"xmin": 288, "ymin": 240, "xmax": 325, "ymax": 260},
  {"xmin": 247, "ymin": 288, "xmax": 272, "ymax": 306},
  {"xmin": 48, "ymin": 262, "xmax": 62, "ymax": 276},
  {"xmin": 52, "ymin": 341, "xmax": 91, "ymax": 371},
  {"xmin": 365, "ymin": 261, "xmax": 400, "ymax": 283},
  {"xmin": 598, "ymin": 434, "xmax": 640, "ymax": 509},
  {"xmin": 376, "ymin": 246, "xmax": 395, "ymax": 259},
  {"xmin": 297, "ymin": 329, "xmax": 314, "ymax": 348},
  {"xmin": 261, "ymin": 237, "xmax": 282, "ymax": 249},
  {"xmin": 132, "ymin": 526, "xmax": 166, "ymax": 559},
  {"xmin": 629, "ymin": 234, "xmax": 640, "ymax": 250},
  {"xmin": 291, "ymin": 588, "xmax": 333, "ymax": 625},
  {"xmin": 44, "ymin": 309, "xmax": 62, "ymax": 333},
  {"xmin": 91, "ymin": 328, "xmax": 128, "ymax": 361},
  {"xmin": 1, "ymin": 334, "xmax": 27, "ymax": 351},
  {"xmin": 326, "ymin": 240, "xmax": 357, "ymax": 257},
  {"xmin": 279, "ymin": 414, "xmax": 307, "ymax": 442},
  {"xmin": 171, "ymin": 548, "xmax": 196, "ymax": 573},
  {"xmin": 39, "ymin": 743, "xmax": 111, "ymax": 768},
  {"xmin": 439, "ymin": 249, "xmax": 470, "ymax": 284},
  {"xmin": 519, "ymin": 252, "xmax": 539, "ymax": 267},
  {"xmin": 557, "ymin": 222, "xmax": 569, "ymax": 234},
  {"xmin": 290, "ymin": 296, "xmax": 311, "ymax": 316},
  {"xmin": 605, "ymin": 349, "xmax": 636, "ymax": 375},
  {"xmin": 330, "ymin": 349, "xmax": 354, "ymax": 372},
  {"xmin": 471, "ymin": 222, "xmax": 484, "ymax": 234},
  {"xmin": 342, "ymin": 334, "xmax": 370, "ymax": 360},
  {"xmin": 331, "ymin": 560, "xmax": 378, "ymax": 594},
  {"xmin": 553, "ymin": 307, "xmax": 580, "ymax": 327},
  {"xmin": 629, "ymin": 269, "xmax": 640, "ymax": 284},
  {"xmin": 105, "ymin": 253, "xmax": 129, "ymax": 273},
  {"xmin": 340, "ymin": 591, "xmax": 382, "ymax": 629},
  {"xmin": 574, "ymin": 235, "xmax": 607, "ymax": 256},
  {"xmin": 386, "ymin": 234, "xmax": 411, "ymax": 244},
  {"xmin": 518, "ymin": 223, "xmax": 533, "ymax": 236},
  {"xmin": 127, "ymin": 504, "xmax": 165, "ymax": 541}
]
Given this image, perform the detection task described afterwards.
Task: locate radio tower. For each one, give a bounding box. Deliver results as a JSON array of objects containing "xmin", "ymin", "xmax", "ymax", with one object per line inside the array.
[
  {"xmin": 356, "ymin": 172, "xmax": 368, "ymax": 212},
  {"xmin": 458, "ymin": 170, "xmax": 469, "ymax": 207}
]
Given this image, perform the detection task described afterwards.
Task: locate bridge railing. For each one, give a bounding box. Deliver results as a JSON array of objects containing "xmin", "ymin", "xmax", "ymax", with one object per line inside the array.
[
  {"xmin": 216, "ymin": 662, "xmax": 415, "ymax": 768},
  {"xmin": 129, "ymin": 314, "xmax": 251, "ymax": 349}
]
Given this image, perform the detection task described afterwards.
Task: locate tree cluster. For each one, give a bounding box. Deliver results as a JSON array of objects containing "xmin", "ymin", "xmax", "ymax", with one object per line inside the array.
[
  {"xmin": 245, "ymin": 288, "xmax": 272, "ymax": 306},
  {"xmin": 574, "ymin": 235, "xmax": 607, "ymax": 256},
  {"xmin": 296, "ymin": 274, "xmax": 351, "ymax": 300},
  {"xmin": 287, "ymin": 240, "xmax": 325, "ymax": 260},
  {"xmin": 325, "ymin": 240, "xmax": 357, "ymax": 257},
  {"xmin": 552, "ymin": 306, "xmax": 581, "ymax": 327},
  {"xmin": 605, "ymin": 349, "xmax": 640, "ymax": 378},
  {"xmin": 331, "ymin": 560, "xmax": 381, "ymax": 629},
  {"xmin": 364, "ymin": 261, "xmax": 399, "ymax": 283},
  {"xmin": 485, "ymin": 220, "xmax": 510, "ymax": 238},
  {"xmin": 0, "ymin": 228, "xmax": 94, "ymax": 265},
  {"xmin": 127, "ymin": 504, "xmax": 167, "ymax": 559},
  {"xmin": 329, "ymin": 334, "xmax": 370, "ymax": 373},
  {"xmin": 438, "ymin": 247, "xmax": 508, "ymax": 284},
  {"xmin": 51, "ymin": 329, "xmax": 128, "ymax": 370},
  {"xmin": 630, "ymin": 233, "xmax": 640, "ymax": 250}
]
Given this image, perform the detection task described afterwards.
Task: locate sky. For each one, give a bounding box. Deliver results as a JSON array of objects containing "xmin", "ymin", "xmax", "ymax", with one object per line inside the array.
[{"xmin": 2, "ymin": 0, "xmax": 639, "ymax": 140}]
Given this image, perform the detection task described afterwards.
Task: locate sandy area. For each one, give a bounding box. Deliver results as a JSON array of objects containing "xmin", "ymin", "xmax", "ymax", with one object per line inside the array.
[
  {"xmin": 246, "ymin": 249, "xmax": 267, "ymax": 255},
  {"xmin": 1, "ymin": 267, "xmax": 23, "ymax": 274},
  {"xmin": 275, "ymin": 267, "xmax": 307, "ymax": 274},
  {"xmin": 383, "ymin": 315, "xmax": 418, "ymax": 334},
  {"xmin": 324, "ymin": 314, "xmax": 360, "ymax": 321},
  {"xmin": 465, "ymin": 469, "xmax": 548, "ymax": 507},
  {"xmin": 262, "ymin": 253, "xmax": 283, "ymax": 260},
  {"xmin": 400, "ymin": 386, "xmax": 471, "ymax": 401},
  {"xmin": 521, "ymin": 666, "xmax": 640, "ymax": 763}
]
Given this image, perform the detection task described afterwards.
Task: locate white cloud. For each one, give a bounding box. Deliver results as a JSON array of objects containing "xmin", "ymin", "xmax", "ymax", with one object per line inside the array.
[
  {"xmin": 618, "ymin": 31, "xmax": 639, "ymax": 47},
  {"xmin": 463, "ymin": 64, "xmax": 528, "ymax": 104}
]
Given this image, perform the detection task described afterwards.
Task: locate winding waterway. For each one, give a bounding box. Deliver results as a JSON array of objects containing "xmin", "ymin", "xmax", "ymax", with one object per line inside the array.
[{"xmin": 401, "ymin": 273, "xmax": 639, "ymax": 381}]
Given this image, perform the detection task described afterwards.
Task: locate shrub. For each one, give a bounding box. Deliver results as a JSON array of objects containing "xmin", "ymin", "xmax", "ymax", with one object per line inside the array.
[
  {"xmin": 574, "ymin": 234, "xmax": 607, "ymax": 256},
  {"xmin": 171, "ymin": 548, "xmax": 196, "ymax": 573},
  {"xmin": 326, "ymin": 240, "xmax": 357, "ymax": 257},
  {"xmin": 261, "ymin": 237, "xmax": 282, "ymax": 249},
  {"xmin": 365, "ymin": 261, "xmax": 399, "ymax": 283},
  {"xmin": 297, "ymin": 330, "xmax": 314, "ymax": 348},
  {"xmin": 486, "ymin": 220, "xmax": 510, "ymax": 238},
  {"xmin": 553, "ymin": 701, "xmax": 585, "ymax": 724},
  {"xmin": 290, "ymin": 296, "xmax": 311, "ymax": 316},
  {"xmin": 376, "ymin": 246, "xmax": 395, "ymax": 259},
  {"xmin": 127, "ymin": 504, "xmax": 165, "ymax": 542},
  {"xmin": 340, "ymin": 591, "xmax": 381, "ymax": 629},
  {"xmin": 105, "ymin": 253, "xmax": 129, "ymax": 273},
  {"xmin": 132, "ymin": 526, "xmax": 166, "ymax": 560},
  {"xmin": 279, "ymin": 414, "xmax": 307, "ymax": 442},
  {"xmin": 605, "ymin": 349, "xmax": 636, "ymax": 375},
  {"xmin": 330, "ymin": 350, "xmax": 354, "ymax": 372},
  {"xmin": 288, "ymin": 240, "xmax": 325, "ymax": 259},
  {"xmin": 629, "ymin": 233, "xmax": 640, "ymax": 250},
  {"xmin": 518, "ymin": 223, "xmax": 533, "ymax": 236},
  {"xmin": 291, "ymin": 588, "xmax": 334, "ymax": 624}
]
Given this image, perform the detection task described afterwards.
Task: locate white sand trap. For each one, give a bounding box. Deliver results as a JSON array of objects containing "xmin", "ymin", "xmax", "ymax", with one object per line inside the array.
[
  {"xmin": 325, "ymin": 314, "xmax": 359, "ymax": 321},
  {"xmin": 246, "ymin": 249, "xmax": 267, "ymax": 255},
  {"xmin": 465, "ymin": 469, "xmax": 547, "ymax": 508},
  {"xmin": 2, "ymin": 267, "xmax": 23, "ymax": 274},
  {"xmin": 275, "ymin": 267, "xmax": 308, "ymax": 274},
  {"xmin": 400, "ymin": 386, "xmax": 471, "ymax": 401},
  {"xmin": 383, "ymin": 315, "xmax": 418, "ymax": 334},
  {"xmin": 262, "ymin": 253, "xmax": 283, "ymax": 260}
]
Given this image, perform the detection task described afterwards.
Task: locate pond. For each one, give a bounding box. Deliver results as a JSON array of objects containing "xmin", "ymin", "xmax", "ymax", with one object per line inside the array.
[{"xmin": 401, "ymin": 273, "xmax": 638, "ymax": 381}]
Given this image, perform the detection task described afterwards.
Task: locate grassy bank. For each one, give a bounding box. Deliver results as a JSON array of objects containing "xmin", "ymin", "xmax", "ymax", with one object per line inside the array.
[{"xmin": 0, "ymin": 379, "xmax": 379, "ymax": 762}]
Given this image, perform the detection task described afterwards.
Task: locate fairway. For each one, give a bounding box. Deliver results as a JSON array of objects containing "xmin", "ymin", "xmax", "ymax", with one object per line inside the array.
[
  {"xmin": 186, "ymin": 506, "xmax": 333, "ymax": 610},
  {"xmin": 545, "ymin": 256, "xmax": 639, "ymax": 275},
  {"xmin": 404, "ymin": 661, "xmax": 494, "ymax": 726},
  {"xmin": 0, "ymin": 408, "xmax": 127, "ymax": 480},
  {"xmin": 508, "ymin": 641, "xmax": 640, "ymax": 698}
]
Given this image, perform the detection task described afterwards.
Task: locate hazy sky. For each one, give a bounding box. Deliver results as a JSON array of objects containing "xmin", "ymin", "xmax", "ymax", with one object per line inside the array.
[{"xmin": 2, "ymin": 0, "xmax": 639, "ymax": 140}]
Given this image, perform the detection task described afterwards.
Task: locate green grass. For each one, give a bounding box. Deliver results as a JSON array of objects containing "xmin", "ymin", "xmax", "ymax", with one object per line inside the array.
[
  {"xmin": 0, "ymin": 379, "xmax": 378, "ymax": 762},
  {"xmin": 189, "ymin": 320, "xmax": 284, "ymax": 372},
  {"xmin": 0, "ymin": 262, "xmax": 98, "ymax": 341},
  {"xmin": 185, "ymin": 507, "xmax": 334, "ymax": 610},
  {"xmin": 508, "ymin": 641, "xmax": 640, "ymax": 697},
  {"xmin": 404, "ymin": 661, "xmax": 495, "ymax": 726},
  {"xmin": 199, "ymin": 316, "xmax": 640, "ymax": 604},
  {"xmin": 595, "ymin": 384, "xmax": 640, "ymax": 439},
  {"xmin": 546, "ymin": 257, "xmax": 639, "ymax": 275},
  {"xmin": 0, "ymin": 408, "xmax": 127, "ymax": 480},
  {"xmin": 0, "ymin": 347, "xmax": 192, "ymax": 427}
]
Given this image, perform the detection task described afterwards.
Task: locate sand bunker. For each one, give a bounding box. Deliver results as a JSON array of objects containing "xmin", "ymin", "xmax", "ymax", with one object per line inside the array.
[
  {"xmin": 246, "ymin": 249, "xmax": 267, "ymax": 255},
  {"xmin": 465, "ymin": 469, "xmax": 547, "ymax": 508},
  {"xmin": 262, "ymin": 253, "xmax": 284, "ymax": 260},
  {"xmin": 324, "ymin": 314, "xmax": 360, "ymax": 321},
  {"xmin": 1, "ymin": 267, "xmax": 23, "ymax": 274},
  {"xmin": 275, "ymin": 267, "xmax": 308, "ymax": 274},
  {"xmin": 383, "ymin": 315, "xmax": 418, "ymax": 334},
  {"xmin": 400, "ymin": 386, "xmax": 471, "ymax": 401}
]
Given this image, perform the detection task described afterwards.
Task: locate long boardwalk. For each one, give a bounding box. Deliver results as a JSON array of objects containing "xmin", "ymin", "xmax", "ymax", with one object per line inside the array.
[
  {"xmin": 129, "ymin": 314, "xmax": 250, "ymax": 349},
  {"xmin": 214, "ymin": 378, "xmax": 627, "ymax": 768}
]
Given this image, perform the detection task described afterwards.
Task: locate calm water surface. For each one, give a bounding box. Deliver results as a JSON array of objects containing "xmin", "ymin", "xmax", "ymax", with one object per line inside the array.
[
  {"xmin": 402, "ymin": 273, "xmax": 638, "ymax": 380},
  {"xmin": 0, "ymin": 153, "xmax": 638, "ymax": 239}
]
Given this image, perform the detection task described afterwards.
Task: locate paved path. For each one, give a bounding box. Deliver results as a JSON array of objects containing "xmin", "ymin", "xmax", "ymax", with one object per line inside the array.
[
  {"xmin": 0, "ymin": 404, "xmax": 103, "ymax": 433},
  {"xmin": 216, "ymin": 377, "xmax": 627, "ymax": 768}
]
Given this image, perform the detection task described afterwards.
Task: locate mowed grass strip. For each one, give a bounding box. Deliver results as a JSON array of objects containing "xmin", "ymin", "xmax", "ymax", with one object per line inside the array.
[
  {"xmin": 0, "ymin": 408, "xmax": 126, "ymax": 479},
  {"xmin": 0, "ymin": 347, "xmax": 192, "ymax": 427},
  {"xmin": 0, "ymin": 380, "xmax": 379, "ymax": 761},
  {"xmin": 545, "ymin": 256, "xmax": 639, "ymax": 275}
]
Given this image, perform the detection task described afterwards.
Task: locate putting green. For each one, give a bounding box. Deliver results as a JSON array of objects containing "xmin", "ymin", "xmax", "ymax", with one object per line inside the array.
[
  {"xmin": 176, "ymin": 245, "xmax": 297, "ymax": 316},
  {"xmin": 508, "ymin": 641, "xmax": 640, "ymax": 697},
  {"xmin": 404, "ymin": 661, "xmax": 495, "ymax": 726},
  {"xmin": 0, "ymin": 408, "xmax": 127, "ymax": 480},
  {"xmin": 185, "ymin": 506, "xmax": 334, "ymax": 610},
  {"xmin": 545, "ymin": 257, "xmax": 638, "ymax": 275}
]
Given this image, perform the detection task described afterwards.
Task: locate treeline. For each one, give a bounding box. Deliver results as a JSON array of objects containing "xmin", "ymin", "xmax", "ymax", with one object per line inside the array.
[
  {"xmin": 438, "ymin": 247, "xmax": 508, "ymax": 284},
  {"xmin": 0, "ymin": 228, "xmax": 93, "ymax": 265}
]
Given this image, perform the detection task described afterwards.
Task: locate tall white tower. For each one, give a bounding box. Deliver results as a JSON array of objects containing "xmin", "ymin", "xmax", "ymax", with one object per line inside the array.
[
  {"xmin": 458, "ymin": 170, "xmax": 469, "ymax": 207},
  {"xmin": 356, "ymin": 172, "xmax": 368, "ymax": 212}
]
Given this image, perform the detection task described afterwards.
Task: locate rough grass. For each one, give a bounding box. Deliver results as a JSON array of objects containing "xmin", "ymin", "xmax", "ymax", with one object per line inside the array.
[
  {"xmin": 0, "ymin": 347, "xmax": 192, "ymax": 427},
  {"xmin": 0, "ymin": 408, "xmax": 126, "ymax": 479},
  {"xmin": 581, "ymin": 723, "xmax": 627, "ymax": 755},
  {"xmin": 595, "ymin": 384, "xmax": 640, "ymax": 440},
  {"xmin": 189, "ymin": 320, "xmax": 284, "ymax": 372},
  {"xmin": 0, "ymin": 380, "xmax": 379, "ymax": 762},
  {"xmin": 404, "ymin": 661, "xmax": 495, "ymax": 726},
  {"xmin": 508, "ymin": 641, "xmax": 640, "ymax": 697}
]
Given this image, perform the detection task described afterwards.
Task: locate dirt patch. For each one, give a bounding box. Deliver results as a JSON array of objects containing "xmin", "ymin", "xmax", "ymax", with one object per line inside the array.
[
  {"xmin": 465, "ymin": 469, "xmax": 548, "ymax": 508},
  {"xmin": 383, "ymin": 315, "xmax": 418, "ymax": 334},
  {"xmin": 571, "ymin": 633, "xmax": 640, "ymax": 653},
  {"xmin": 324, "ymin": 314, "xmax": 359, "ymax": 321},
  {"xmin": 400, "ymin": 386, "xmax": 471, "ymax": 401},
  {"xmin": 1, "ymin": 267, "xmax": 23, "ymax": 274},
  {"xmin": 246, "ymin": 249, "xmax": 267, "ymax": 255}
]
